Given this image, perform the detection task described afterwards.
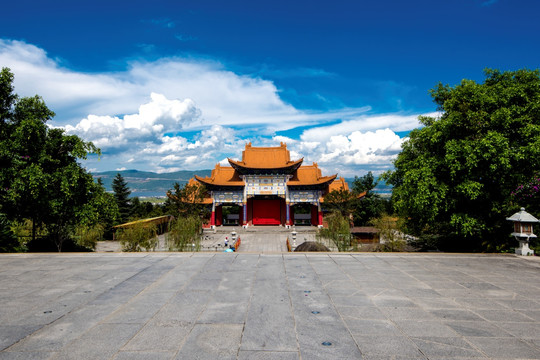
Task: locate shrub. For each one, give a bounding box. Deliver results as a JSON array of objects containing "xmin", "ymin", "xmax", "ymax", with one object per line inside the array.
[
  {"xmin": 116, "ymin": 222, "xmax": 158, "ymax": 252},
  {"xmin": 167, "ymin": 216, "xmax": 202, "ymax": 251}
]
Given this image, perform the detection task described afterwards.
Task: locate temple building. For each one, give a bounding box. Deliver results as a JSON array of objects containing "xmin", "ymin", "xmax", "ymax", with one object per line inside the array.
[{"xmin": 193, "ymin": 142, "xmax": 349, "ymax": 228}]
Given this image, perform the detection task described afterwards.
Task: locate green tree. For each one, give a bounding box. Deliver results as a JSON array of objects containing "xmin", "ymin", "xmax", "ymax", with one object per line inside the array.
[
  {"xmin": 383, "ymin": 68, "xmax": 540, "ymax": 251},
  {"xmin": 166, "ymin": 182, "xmax": 210, "ymax": 220},
  {"xmin": 351, "ymin": 172, "xmax": 386, "ymax": 225},
  {"xmin": 323, "ymin": 172, "xmax": 386, "ymax": 226},
  {"xmin": 130, "ymin": 197, "xmax": 160, "ymax": 220},
  {"xmin": 0, "ymin": 67, "xmax": 110, "ymax": 251},
  {"xmin": 167, "ymin": 215, "xmax": 202, "ymax": 251},
  {"xmin": 0, "ymin": 213, "xmax": 19, "ymax": 252},
  {"xmin": 323, "ymin": 188, "xmax": 357, "ymax": 220},
  {"xmin": 370, "ymin": 214, "xmax": 406, "ymax": 252},
  {"xmin": 317, "ymin": 212, "xmax": 352, "ymax": 252},
  {"xmin": 112, "ymin": 173, "xmax": 131, "ymax": 223}
]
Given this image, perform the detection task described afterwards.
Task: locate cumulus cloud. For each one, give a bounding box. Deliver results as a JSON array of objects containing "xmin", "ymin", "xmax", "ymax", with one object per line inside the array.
[
  {"xmin": 277, "ymin": 125, "xmax": 417, "ymax": 177},
  {"xmin": 65, "ymin": 93, "xmax": 200, "ymax": 149},
  {"xmin": 1, "ymin": 39, "xmax": 366, "ymax": 130},
  {"xmin": 0, "ymin": 39, "xmax": 429, "ymax": 175}
]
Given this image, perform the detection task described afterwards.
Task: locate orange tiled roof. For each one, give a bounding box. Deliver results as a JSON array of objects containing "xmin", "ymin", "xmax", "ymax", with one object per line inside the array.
[
  {"xmin": 193, "ymin": 144, "xmax": 349, "ymax": 191},
  {"xmin": 288, "ymin": 163, "xmax": 337, "ymax": 186},
  {"xmin": 327, "ymin": 177, "xmax": 350, "ymax": 192},
  {"xmin": 228, "ymin": 142, "xmax": 303, "ymax": 169},
  {"xmin": 194, "ymin": 163, "xmax": 244, "ymax": 187}
]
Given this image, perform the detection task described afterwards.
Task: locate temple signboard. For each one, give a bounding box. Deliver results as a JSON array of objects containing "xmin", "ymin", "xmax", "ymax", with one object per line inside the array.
[{"xmin": 245, "ymin": 175, "xmax": 287, "ymax": 196}]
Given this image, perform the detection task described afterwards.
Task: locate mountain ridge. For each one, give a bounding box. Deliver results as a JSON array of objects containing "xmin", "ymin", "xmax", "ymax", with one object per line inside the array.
[
  {"xmin": 92, "ymin": 169, "xmax": 213, "ymax": 197},
  {"xmin": 92, "ymin": 169, "xmax": 392, "ymax": 198}
]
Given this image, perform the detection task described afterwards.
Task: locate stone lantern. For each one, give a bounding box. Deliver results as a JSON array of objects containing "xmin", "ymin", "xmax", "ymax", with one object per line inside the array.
[
  {"xmin": 231, "ymin": 229, "xmax": 237, "ymax": 242},
  {"xmin": 506, "ymin": 207, "xmax": 538, "ymax": 256},
  {"xmin": 291, "ymin": 228, "xmax": 297, "ymax": 248}
]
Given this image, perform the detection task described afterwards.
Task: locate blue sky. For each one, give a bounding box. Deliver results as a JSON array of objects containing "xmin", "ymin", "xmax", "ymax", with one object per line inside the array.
[{"xmin": 1, "ymin": 0, "xmax": 539, "ymax": 176}]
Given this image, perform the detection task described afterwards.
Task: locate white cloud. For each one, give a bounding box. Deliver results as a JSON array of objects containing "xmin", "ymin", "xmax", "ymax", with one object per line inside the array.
[
  {"xmin": 0, "ymin": 39, "xmax": 430, "ymax": 176},
  {"xmin": 299, "ymin": 113, "xmax": 434, "ymax": 143},
  {"xmin": 281, "ymin": 127, "xmax": 410, "ymax": 177},
  {"xmin": 1, "ymin": 39, "xmax": 367, "ymax": 130},
  {"xmin": 64, "ymin": 93, "xmax": 200, "ymax": 149}
]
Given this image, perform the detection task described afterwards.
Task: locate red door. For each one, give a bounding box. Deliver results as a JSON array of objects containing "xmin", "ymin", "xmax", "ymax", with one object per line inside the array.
[{"xmin": 253, "ymin": 199, "xmax": 281, "ymax": 225}]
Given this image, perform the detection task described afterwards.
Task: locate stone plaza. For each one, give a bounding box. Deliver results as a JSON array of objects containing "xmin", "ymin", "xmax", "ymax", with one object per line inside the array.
[{"xmin": 1, "ymin": 250, "xmax": 539, "ymax": 359}]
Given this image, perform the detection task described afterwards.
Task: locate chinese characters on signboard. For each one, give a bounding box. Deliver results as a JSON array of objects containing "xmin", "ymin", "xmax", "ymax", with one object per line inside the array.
[{"xmin": 245, "ymin": 175, "xmax": 287, "ymax": 195}]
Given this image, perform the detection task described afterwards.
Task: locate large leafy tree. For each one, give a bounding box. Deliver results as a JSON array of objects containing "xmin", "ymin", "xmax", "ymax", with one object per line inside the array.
[
  {"xmin": 384, "ymin": 69, "xmax": 540, "ymax": 251},
  {"xmin": 0, "ymin": 67, "xmax": 112, "ymax": 251}
]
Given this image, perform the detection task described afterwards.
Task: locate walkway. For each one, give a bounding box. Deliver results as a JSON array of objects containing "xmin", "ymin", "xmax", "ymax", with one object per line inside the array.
[{"xmin": 1, "ymin": 253, "xmax": 539, "ymax": 359}]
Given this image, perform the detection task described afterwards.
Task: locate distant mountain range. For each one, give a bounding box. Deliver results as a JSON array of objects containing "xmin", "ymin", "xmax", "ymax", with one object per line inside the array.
[
  {"xmin": 93, "ymin": 169, "xmax": 392, "ymax": 198},
  {"xmin": 92, "ymin": 169, "xmax": 212, "ymax": 197}
]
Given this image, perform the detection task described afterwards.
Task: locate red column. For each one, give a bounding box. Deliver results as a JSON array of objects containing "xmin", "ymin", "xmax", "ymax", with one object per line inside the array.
[
  {"xmin": 210, "ymin": 201, "xmax": 216, "ymax": 227},
  {"xmin": 216, "ymin": 205, "xmax": 223, "ymax": 226},
  {"xmin": 317, "ymin": 201, "xmax": 323, "ymax": 227}
]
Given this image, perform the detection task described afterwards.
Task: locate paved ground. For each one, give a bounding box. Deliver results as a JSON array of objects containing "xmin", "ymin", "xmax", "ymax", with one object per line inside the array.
[{"xmin": 1, "ymin": 252, "xmax": 539, "ymax": 359}]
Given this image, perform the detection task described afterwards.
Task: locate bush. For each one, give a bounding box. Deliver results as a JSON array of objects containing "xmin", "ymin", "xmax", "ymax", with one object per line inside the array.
[
  {"xmin": 370, "ymin": 214, "xmax": 407, "ymax": 252},
  {"xmin": 317, "ymin": 212, "xmax": 352, "ymax": 252},
  {"xmin": 0, "ymin": 214, "xmax": 20, "ymax": 252},
  {"xmin": 73, "ymin": 224, "xmax": 104, "ymax": 250},
  {"xmin": 116, "ymin": 222, "xmax": 158, "ymax": 252},
  {"xmin": 167, "ymin": 216, "xmax": 202, "ymax": 251}
]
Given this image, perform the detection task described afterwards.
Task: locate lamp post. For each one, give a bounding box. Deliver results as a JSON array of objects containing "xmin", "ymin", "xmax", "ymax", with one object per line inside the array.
[{"xmin": 506, "ymin": 207, "xmax": 538, "ymax": 256}]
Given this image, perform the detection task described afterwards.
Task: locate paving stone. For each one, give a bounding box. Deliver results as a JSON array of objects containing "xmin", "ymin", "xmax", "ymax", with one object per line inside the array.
[
  {"xmin": 378, "ymin": 306, "xmax": 436, "ymax": 320},
  {"xmin": 345, "ymin": 318, "xmax": 402, "ymax": 336},
  {"xmin": 122, "ymin": 323, "xmax": 192, "ymax": 351},
  {"xmin": 112, "ymin": 351, "xmax": 175, "ymax": 360},
  {"xmin": 445, "ymin": 320, "xmax": 514, "ymax": 338},
  {"xmin": 393, "ymin": 320, "xmax": 459, "ymax": 337},
  {"xmin": 475, "ymin": 309, "xmax": 536, "ymax": 322},
  {"xmin": 494, "ymin": 322, "xmax": 540, "ymax": 339},
  {"xmin": 1, "ymin": 252, "xmax": 540, "ymax": 360},
  {"xmin": 370, "ymin": 295, "xmax": 418, "ymax": 308},
  {"xmin": 337, "ymin": 306, "xmax": 387, "ymax": 320},
  {"xmin": 410, "ymin": 336, "xmax": 488, "ymax": 358},
  {"xmin": 51, "ymin": 323, "xmax": 142, "ymax": 360},
  {"xmin": 353, "ymin": 335, "xmax": 424, "ymax": 357},
  {"xmin": 429, "ymin": 309, "xmax": 485, "ymax": 321},
  {"xmin": 0, "ymin": 325, "xmax": 42, "ymax": 351},
  {"xmin": 466, "ymin": 337, "xmax": 540, "ymax": 359},
  {"xmin": 0, "ymin": 351, "xmax": 54, "ymax": 360},
  {"xmin": 174, "ymin": 324, "xmax": 243, "ymax": 360},
  {"xmin": 237, "ymin": 350, "xmax": 299, "ymax": 360}
]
